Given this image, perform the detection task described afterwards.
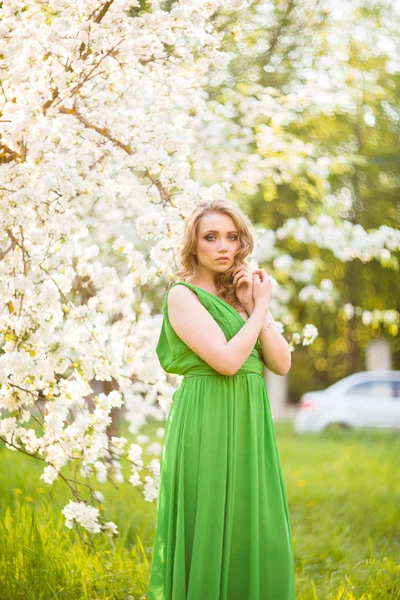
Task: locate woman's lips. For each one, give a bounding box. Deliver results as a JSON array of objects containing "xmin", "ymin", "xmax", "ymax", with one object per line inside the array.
[{"xmin": 216, "ymin": 257, "xmax": 229, "ymax": 261}]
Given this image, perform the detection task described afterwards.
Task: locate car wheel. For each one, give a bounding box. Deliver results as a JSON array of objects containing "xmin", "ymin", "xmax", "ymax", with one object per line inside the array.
[{"xmin": 325, "ymin": 422, "xmax": 352, "ymax": 431}]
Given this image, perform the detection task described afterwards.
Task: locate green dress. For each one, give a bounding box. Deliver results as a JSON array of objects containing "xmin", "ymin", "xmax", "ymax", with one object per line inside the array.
[{"xmin": 148, "ymin": 281, "xmax": 295, "ymax": 600}]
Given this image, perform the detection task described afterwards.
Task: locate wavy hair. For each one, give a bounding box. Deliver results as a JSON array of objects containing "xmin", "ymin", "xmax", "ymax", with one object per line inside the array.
[{"xmin": 174, "ymin": 198, "xmax": 255, "ymax": 307}]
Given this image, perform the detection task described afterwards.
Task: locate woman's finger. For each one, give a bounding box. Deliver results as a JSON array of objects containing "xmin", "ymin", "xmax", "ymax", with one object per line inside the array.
[{"xmin": 232, "ymin": 266, "xmax": 247, "ymax": 284}]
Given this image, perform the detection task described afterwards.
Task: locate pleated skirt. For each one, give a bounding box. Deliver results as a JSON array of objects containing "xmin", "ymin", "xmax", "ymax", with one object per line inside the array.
[{"xmin": 148, "ymin": 372, "xmax": 295, "ymax": 599}]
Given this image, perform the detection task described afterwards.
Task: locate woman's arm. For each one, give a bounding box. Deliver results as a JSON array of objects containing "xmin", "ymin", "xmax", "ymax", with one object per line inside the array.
[
  {"xmin": 232, "ymin": 262, "xmax": 291, "ymax": 376},
  {"xmin": 257, "ymin": 310, "xmax": 292, "ymax": 376},
  {"xmin": 167, "ymin": 285, "xmax": 269, "ymax": 376}
]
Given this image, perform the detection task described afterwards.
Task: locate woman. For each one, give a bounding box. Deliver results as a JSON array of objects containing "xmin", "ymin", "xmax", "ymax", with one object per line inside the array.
[{"xmin": 148, "ymin": 198, "xmax": 295, "ymax": 599}]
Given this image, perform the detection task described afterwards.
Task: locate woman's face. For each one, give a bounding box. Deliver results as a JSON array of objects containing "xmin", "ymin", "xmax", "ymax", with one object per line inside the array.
[{"xmin": 194, "ymin": 212, "xmax": 240, "ymax": 273}]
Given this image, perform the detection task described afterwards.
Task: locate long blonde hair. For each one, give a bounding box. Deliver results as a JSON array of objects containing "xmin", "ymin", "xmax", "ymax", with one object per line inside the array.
[{"xmin": 174, "ymin": 199, "xmax": 255, "ymax": 307}]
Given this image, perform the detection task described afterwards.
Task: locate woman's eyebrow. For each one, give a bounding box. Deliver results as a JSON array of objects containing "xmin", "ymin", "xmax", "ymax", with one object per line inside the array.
[{"xmin": 203, "ymin": 230, "xmax": 238, "ymax": 234}]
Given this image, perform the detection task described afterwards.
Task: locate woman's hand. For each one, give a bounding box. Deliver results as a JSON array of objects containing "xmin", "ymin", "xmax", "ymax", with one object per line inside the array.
[
  {"xmin": 252, "ymin": 268, "xmax": 273, "ymax": 308},
  {"xmin": 232, "ymin": 261, "xmax": 255, "ymax": 315}
]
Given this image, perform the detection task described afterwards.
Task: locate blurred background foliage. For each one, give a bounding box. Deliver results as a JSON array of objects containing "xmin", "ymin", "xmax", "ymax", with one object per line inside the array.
[{"xmin": 200, "ymin": 0, "xmax": 400, "ymax": 403}]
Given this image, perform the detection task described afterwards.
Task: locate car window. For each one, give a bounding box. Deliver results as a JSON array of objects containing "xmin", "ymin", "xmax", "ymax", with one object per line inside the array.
[{"xmin": 347, "ymin": 381, "xmax": 395, "ymax": 397}]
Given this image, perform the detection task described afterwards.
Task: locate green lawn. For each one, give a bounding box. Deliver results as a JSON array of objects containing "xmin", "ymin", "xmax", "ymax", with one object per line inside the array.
[{"xmin": 0, "ymin": 419, "xmax": 399, "ymax": 599}]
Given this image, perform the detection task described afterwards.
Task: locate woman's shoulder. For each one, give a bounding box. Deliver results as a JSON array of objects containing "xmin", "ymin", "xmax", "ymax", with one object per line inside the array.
[{"xmin": 166, "ymin": 281, "xmax": 200, "ymax": 307}]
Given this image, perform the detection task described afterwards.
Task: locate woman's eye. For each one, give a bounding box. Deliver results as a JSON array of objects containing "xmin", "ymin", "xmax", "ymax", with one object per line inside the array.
[{"xmin": 205, "ymin": 235, "xmax": 237, "ymax": 241}]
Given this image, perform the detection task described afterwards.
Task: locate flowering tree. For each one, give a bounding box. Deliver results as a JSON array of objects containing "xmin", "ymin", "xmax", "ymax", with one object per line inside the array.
[{"xmin": 0, "ymin": 0, "xmax": 398, "ymax": 538}]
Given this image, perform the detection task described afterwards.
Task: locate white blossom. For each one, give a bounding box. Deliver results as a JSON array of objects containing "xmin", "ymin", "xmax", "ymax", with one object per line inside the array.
[{"xmin": 62, "ymin": 501, "xmax": 102, "ymax": 534}]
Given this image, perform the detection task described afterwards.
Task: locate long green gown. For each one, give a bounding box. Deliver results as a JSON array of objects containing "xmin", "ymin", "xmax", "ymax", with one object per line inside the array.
[{"xmin": 148, "ymin": 281, "xmax": 295, "ymax": 600}]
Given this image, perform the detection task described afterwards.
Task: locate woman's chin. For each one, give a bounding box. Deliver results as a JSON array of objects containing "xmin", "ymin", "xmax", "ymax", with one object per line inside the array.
[{"xmin": 214, "ymin": 262, "xmax": 231, "ymax": 270}]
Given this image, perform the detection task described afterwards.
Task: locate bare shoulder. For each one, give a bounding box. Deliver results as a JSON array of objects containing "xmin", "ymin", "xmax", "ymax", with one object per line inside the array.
[
  {"xmin": 167, "ymin": 283, "xmax": 200, "ymax": 309},
  {"xmin": 167, "ymin": 282, "xmax": 210, "ymax": 337}
]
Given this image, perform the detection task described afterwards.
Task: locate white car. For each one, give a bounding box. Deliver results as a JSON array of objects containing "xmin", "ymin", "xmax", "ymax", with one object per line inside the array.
[{"xmin": 294, "ymin": 370, "xmax": 400, "ymax": 433}]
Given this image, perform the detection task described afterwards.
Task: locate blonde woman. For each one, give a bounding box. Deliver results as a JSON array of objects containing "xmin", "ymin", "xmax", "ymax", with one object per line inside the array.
[{"xmin": 148, "ymin": 199, "xmax": 295, "ymax": 599}]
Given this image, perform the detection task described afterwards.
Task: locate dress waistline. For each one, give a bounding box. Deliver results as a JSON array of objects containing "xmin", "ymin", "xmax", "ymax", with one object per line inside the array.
[{"xmin": 183, "ymin": 355, "xmax": 264, "ymax": 379}]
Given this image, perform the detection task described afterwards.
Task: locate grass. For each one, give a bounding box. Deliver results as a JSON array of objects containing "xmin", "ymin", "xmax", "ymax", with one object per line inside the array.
[
  {"xmin": 283, "ymin": 423, "xmax": 400, "ymax": 599},
  {"xmin": 0, "ymin": 419, "xmax": 399, "ymax": 599}
]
